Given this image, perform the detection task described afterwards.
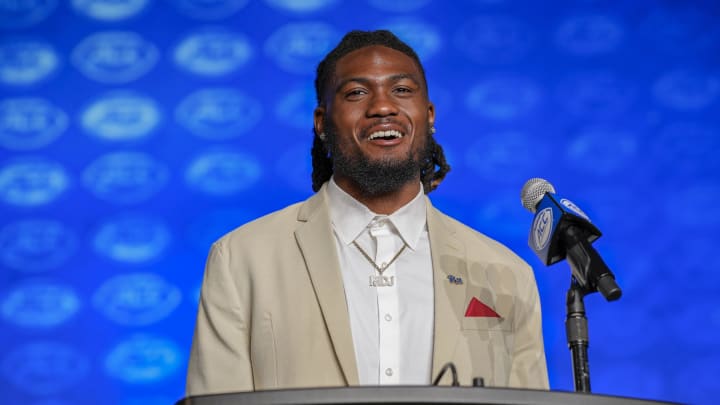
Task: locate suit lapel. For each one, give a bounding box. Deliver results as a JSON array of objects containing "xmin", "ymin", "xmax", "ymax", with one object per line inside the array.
[
  {"xmin": 427, "ymin": 203, "xmax": 468, "ymax": 382},
  {"xmin": 294, "ymin": 187, "xmax": 359, "ymax": 385}
]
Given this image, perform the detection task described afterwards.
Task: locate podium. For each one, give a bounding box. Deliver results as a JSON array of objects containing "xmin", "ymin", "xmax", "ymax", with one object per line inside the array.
[{"xmin": 176, "ymin": 387, "xmax": 679, "ymax": 405}]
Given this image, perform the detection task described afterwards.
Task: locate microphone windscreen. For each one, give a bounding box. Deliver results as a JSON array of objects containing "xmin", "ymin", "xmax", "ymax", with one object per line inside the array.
[{"xmin": 521, "ymin": 178, "xmax": 556, "ymax": 213}]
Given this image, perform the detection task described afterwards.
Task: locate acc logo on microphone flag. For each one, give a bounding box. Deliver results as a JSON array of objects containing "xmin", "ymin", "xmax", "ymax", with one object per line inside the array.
[
  {"xmin": 532, "ymin": 207, "xmax": 553, "ymax": 251},
  {"xmin": 560, "ymin": 198, "xmax": 590, "ymax": 220}
]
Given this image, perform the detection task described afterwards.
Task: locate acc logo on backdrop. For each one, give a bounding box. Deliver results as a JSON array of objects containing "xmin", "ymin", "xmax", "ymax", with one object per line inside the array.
[
  {"xmin": 0, "ymin": 39, "xmax": 60, "ymax": 86},
  {"xmin": 367, "ymin": 0, "xmax": 428, "ymax": 12},
  {"xmin": 665, "ymin": 186, "xmax": 720, "ymax": 228},
  {"xmin": 567, "ymin": 127, "xmax": 636, "ymax": 175},
  {"xmin": 652, "ymin": 122, "xmax": 719, "ymax": 178},
  {"xmin": 264, "ymin": 0, "xmax": 337, "ymax": 13},
  {"xmin": 1, "ymin": 342, "xmax": 89, "ymax": 395},
  {"xmin": 275, "ymin": 144, "xmax": 311, "ymax": 191},
  {"xmin": 81, "ymin": 91, "xmax": 161, "ymax": 142},
  {"xmin": 72, "ymin": 31, "xmax": 158, "ymax": 84},
  {"xmin": 82, "ymin": 152, "xmax": 169, "ymax": 204},
  {"xmin": 378, "ymin": 18, "xmax": 441, "ymax": 60},
  {"xmin": 639, "ymin": 8, "xmax": 720, "ymax": 56},
  {"xmin": 105, "ymin": 334, "xmax": 183, "ymax": 383},
  {"xmin": 454, "ymin": 15, "xmax": 533, "ymax": 64},
  {"xmin": 274, "ymin": 84, "xmax": 315, "ymax": 129},
  {"xmin": 653, "ymin": 69, "xmax": 720, "ymax": 110},
  {"xmin": 168, "ymin": 0, "xmax": 248, "ymax": 20},
  {"xmin": 0, "ymin": 220, "xmax": 77, "ymax": 272},
  {"xmin": 0, "ymin": 158, "xmax": 69, "ymax": 207},
  {"xmin": 176, "ymin": 88, "xmax": 262, "ymax": 139},
  {"xmin": 1, "ymin": 281, "xmax": 80, "ymax": 328},
  {"xmin": 265, "ymin": 22, "xmax": 339, "ymax": 74},
  {"xmin": 72, "ymin": 0, "xmax": 149, "ymax": 21},
  {"xmin": 472, "ymin": 196, "xmax": 527, "ymax": 239},
  {"xmin": 173, "ymin": 28, "xmax": 252, "ymax": 77},
  {"xmin": 466, "ymin": 76, "xmax": 542, "ymax": 120},
  {"xmin": 185, "ymin": 149, "xmax": 261, "ymax": 195},
  {"xmin": 186, "ymin": 209, "xmax": 254, "ymax": 250},
  {"xmin": 0, "ymin": 98, "xmax": 68, "ymax": 150},
  {"xmin": 555, "ymin": 71, "xmax": 636, "ymax": 118},
  {"xmin": 555, "ymin": 14, "xmax": 624, "ymax": 55},
  {"xmin": 93, "ymin": 214, "xmax": 171, "ymax": 263},
  {"xmin": 465, "ymin": 131, "xmax": 544, "ymax": 180},
  {"xmin": 0, "ymin": 0, "xmax": 58, "ymax": 29},
  {"xmin": 93, "ymin": 273, "xmax": 181, "ymax": 326}
]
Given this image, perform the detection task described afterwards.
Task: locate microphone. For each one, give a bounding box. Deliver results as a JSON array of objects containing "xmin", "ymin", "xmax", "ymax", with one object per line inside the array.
[{"xmin": 520, "ymin": 178, "xmax": 621, "ymax": 301}]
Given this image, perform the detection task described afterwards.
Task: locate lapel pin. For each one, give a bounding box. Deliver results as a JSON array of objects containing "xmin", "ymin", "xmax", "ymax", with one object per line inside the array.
[{"xmin": 447, "ymin": 275, "xmax": 463, "ymax": 285}]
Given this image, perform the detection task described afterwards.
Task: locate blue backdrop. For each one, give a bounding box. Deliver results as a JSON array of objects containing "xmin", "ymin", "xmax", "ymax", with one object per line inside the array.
[{"xmin": 1, "ymin": 1, "xmax": 719, "ymax": 404}]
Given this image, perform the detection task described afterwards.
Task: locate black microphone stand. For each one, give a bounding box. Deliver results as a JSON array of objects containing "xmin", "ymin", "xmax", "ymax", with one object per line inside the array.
[
  {"xmin": 561, "ymin": 225, "xmax": 622, "ymax": 393},
  {"xmin": 566, "ymin": 278, "xmax": 591, "ymax": 393}
]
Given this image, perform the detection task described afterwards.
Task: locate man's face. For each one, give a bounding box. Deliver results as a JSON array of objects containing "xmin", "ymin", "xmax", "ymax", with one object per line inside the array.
[{"xmin": 314, "ymin": 45, "xmax": 435, "ymax": 196}]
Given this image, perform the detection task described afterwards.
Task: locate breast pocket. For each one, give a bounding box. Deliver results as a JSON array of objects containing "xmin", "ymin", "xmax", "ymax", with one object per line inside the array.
[{"xmin": 462, "ymin": 316, "xmax": 512, "ymax": 331}]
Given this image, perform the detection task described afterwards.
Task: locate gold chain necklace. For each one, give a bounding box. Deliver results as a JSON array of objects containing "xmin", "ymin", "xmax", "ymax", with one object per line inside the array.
[{"xmin": 352, "ymin": 240, "xmax": 406, "ymax": 287}]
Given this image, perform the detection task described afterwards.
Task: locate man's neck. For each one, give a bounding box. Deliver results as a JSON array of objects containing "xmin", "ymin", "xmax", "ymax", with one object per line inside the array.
[{"xmin": 333, "ymin": 176, "xmax": 422, "ymax": 215}]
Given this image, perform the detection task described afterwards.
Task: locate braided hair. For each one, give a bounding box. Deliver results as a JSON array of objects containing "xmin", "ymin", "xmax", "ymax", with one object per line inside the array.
[{"xmin": 311, "ymin": 30, "xmax": 450, "ymax": 193}]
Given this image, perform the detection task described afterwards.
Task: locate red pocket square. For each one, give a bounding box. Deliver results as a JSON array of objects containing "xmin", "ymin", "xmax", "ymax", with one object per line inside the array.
[{"xmin": 465, "ymin": 297, "xmax": 500, "ymax": 318}]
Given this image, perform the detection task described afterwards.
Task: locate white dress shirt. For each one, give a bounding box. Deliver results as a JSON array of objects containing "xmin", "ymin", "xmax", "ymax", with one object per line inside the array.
[{"xmin": 326, "ymin": 178, "xmax": 434, "ymax": 385}]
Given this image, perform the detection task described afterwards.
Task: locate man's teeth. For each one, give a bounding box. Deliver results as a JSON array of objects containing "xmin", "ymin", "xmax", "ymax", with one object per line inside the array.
[{"xmin": 368, "ymin": 130, "xmax": 403, "ymax": 140}]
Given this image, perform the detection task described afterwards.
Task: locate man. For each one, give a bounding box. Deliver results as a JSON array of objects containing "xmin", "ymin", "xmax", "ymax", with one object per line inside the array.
[{"xmin": 186, "ymin": 30, "xmax": 548, "ymax": 396}]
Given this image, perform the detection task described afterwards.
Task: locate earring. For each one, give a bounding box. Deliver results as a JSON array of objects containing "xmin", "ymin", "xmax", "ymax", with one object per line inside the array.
[
  {"xmin": 430, "ymin": 126, "xmax": 436, "ymax": 135},
  {"xmin": 318, "ymin": 132, "xmax": 326, "ymax": 141}
]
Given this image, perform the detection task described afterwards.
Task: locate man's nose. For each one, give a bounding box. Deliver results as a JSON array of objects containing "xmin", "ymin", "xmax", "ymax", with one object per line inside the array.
[{"xmin": 366, "ymin": 92, "xmax": 398, "ymax": 117}]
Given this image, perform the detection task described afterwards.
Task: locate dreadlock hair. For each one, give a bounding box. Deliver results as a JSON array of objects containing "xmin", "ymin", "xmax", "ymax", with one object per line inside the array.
[{"xmin": 311, "ymin": 29, "xmax": 451, "ymax": 193}]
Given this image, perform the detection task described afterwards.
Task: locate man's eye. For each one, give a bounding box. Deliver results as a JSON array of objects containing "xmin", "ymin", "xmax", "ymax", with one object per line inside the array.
[
  {"xmin": 346, "ymin": 89, "xmax": 366, "ymax": 97},
  {"xmin": 394, "ymin": 87, "xmax": 412, "ymax": 94}
]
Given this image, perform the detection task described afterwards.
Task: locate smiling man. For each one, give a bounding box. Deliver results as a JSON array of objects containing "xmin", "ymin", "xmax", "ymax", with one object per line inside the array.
[{"xmin": 186, "ymin": 30, "xmax": 549, "ymax": 396}]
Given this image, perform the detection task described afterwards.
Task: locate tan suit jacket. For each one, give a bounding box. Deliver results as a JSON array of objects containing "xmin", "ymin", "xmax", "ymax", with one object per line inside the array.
[{"xmin": 186, "ymin": 185, "xmax": 548, "ymax": 396}]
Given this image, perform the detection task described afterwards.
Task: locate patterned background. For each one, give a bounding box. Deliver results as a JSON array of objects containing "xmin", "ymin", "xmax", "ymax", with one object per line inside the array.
[{"xmin": 1, "ymin": 0, "xmax": 719, "ymax": 404}]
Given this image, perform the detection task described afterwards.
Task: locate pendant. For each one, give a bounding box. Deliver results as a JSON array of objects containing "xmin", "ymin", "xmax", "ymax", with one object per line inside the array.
[{"xmin": 369, "ymin": 275, "xmax": 394, "ymax": 287}]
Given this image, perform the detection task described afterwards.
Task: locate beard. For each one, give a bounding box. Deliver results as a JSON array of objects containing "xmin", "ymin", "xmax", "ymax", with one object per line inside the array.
[{"xmin": 325, "ymin": 119, "xmax": 432, "ymax": 197}]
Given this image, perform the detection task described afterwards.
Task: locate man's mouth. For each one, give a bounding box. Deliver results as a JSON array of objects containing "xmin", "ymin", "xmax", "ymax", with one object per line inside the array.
[{"xmin": 367, "ymin": 130, "xmax": 404, "ymax": 141}]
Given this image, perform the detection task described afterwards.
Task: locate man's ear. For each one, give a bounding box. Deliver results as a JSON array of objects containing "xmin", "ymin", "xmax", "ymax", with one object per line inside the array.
[
  {"xmin": 427, "ymin": 101, "xmax": 435, "ymax": 128},
  {"xmin": 313, "ymin": 106, "xmax": 325, "ymax": 138}
]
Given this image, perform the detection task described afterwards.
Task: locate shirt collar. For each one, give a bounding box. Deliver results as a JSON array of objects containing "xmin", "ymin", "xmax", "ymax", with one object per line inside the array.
[{"xmin": 326, "ymin": 177, "xmax": 427, "ymax": 250}]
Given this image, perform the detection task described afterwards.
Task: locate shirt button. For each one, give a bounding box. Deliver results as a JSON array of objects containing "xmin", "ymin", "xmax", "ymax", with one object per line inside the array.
[
  {"xmin": 385, "ymin": 368, "xmax": 393, "ymax": 376},
  {"xmin": 384, "ymin": 314, "xmax": 392, "ymax": 322}
]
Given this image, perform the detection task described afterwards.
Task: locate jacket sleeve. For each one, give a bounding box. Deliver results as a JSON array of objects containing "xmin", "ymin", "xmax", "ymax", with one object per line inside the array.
[
  {"xmin": 508, "ymin": 264, "xmax": 550, "ymax": 389},
  {"xmin": 186, "ymin": 240, "xmax": 254, "ymax": 396}
]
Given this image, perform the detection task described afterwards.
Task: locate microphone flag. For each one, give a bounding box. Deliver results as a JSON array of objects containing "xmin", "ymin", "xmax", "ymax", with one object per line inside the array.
[{"xmin": 529, "ymin": 192, "xmax": 601, "ymax": 266}]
